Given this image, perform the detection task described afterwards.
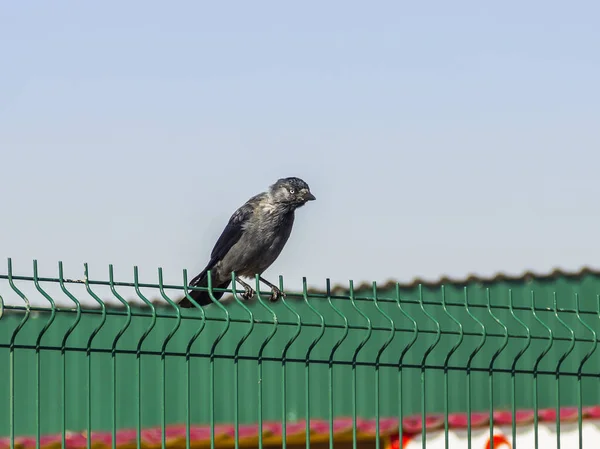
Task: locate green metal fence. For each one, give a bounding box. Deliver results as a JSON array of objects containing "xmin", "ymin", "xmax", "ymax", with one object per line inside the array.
[{"xmin": 2, "ymin": 259, "xmax": 600, "ymax": 448}]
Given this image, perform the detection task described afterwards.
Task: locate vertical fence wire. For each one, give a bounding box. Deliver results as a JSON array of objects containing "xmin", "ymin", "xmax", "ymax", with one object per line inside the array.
[
  {"xmin": 397, "ymin": 284, "xmax": 418, "ymax": 449},
  {"xmin": 373, "ymin": 281, "xmax": 395, "ymax": 449},
  {"xmin": 349, "ymin": 280, "xmax": 372, "ymax": 449},
  {"xmin": 231, "ymin": 274, "xmax": 254, "ymax": 449},
  {"xmin": 419, "ymin": 284, "xmax": 441, "ymax": 449},
  {"xmin": 576, "ymin": 294, "xmax": 598, "ymax": 449},
  {"xmin": 465, "ymin": 287, "xmax": 487, "ymax": 449},
  {"xmin": 487, "ymin": 289, "xmax": 509, "ymax": 449},
  {"xmin": 58, "ymin": 263, "xmax": 81, "ymax": 449},
  {"xmin": 532, "ymin": 291, "xmax": 554, "ymax": 449},
  {"xmin": 303, "ymin": 277, "xmax": 324, "ymax": 449},
  {"xmin": 33, "ymin": 261, "xmax": 56, "ymax": 449},
  {"xmin": 326, "ymin": 279, "xmax": 347, "ymax": 449},
  {"xmin": 158, "ymin": 268, "xmax": 180, "ymax": 449},
  {"xmin": 110, "ymin": 266, "xmax": 132, "ymax": 449},
  {"xmin": 442, "ymin": 285, "xmax": 463, "ymax": 449},
  {"xmin": 7, "ymin": 259, "xmax": 30, "ymax": 449},
  {"xmin": 207, "ymin": 271, "xmax": 230, "ymax": 449},
  {"xmin": 554, "ymin": 292, "xmax": 576, "ymax": 449},
  {"xmin": 255, "ymin": 274, "xmax": 278, "ymax": 449},
  {"xmin": 281, "ymin": 276, "xmax": 301, "ymax": 449},
  {"xmin": 85, "ymin": 264, "xmax": 107, "ymax": 449},
  {"xmin": 509, "ymin": 288, "xmax": 531, "ymax": 449},
  {"xmin": 134, "ymin": 267, "xmax": 156, "ymax": 449}
]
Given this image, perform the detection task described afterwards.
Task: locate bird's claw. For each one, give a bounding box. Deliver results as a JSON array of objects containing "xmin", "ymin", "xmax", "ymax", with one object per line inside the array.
[
  {"xmin": 241, "ymin": 285, "xmax": 255, "ymax": 300},
  {"xmin": 269, "ymin": 287, "xmax": 285, "ymax": 302}
]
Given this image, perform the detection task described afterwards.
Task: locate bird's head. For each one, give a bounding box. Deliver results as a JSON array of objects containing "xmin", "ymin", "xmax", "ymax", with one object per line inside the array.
[{"xmin": 269, "ymin": 177, "xmax": 316, "ymax": 209}]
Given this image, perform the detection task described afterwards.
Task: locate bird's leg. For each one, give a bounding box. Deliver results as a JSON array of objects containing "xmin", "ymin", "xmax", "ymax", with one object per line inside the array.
[
  {"xmin": 235, "ymin": 276, "xmax": 255, "ymax": 300},
  {"xmin": 259, "ymin": 276, "xmax": 285, "ymax": 302}
]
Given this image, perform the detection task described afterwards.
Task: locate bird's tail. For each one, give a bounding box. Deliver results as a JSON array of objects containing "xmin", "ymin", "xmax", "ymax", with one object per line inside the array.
[{"xmin": 178, "ymin": 269, "xmax": 230, "ymax": 308}]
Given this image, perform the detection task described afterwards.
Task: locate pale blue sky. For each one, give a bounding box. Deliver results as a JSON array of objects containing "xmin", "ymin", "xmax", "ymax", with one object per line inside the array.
[{"xmin": 1, "ymin": 1, "xmax": 600, "ymax": 306}]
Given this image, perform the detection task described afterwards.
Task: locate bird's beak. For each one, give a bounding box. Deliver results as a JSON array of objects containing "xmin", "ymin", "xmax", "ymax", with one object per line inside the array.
[{"xmin": 304, "ymin": 192, "xmax": 316, "ymax": 201}]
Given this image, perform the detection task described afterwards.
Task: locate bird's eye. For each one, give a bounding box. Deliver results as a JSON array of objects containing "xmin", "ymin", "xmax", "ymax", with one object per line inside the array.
[{"xmin": 289, "ymin": 188, "xmax": 295, "ymax": 194}]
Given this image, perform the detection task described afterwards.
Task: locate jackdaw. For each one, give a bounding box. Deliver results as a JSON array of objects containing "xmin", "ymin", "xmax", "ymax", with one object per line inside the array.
[{"xmin": 178, "ymin": 177, "xmax": 316, "ymax": 308}]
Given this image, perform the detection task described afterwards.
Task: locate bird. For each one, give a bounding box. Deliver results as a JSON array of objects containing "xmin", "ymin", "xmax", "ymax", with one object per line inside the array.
[{"xmin": 178, "ymin": 177, "xmax": 316, "ymax": 308}]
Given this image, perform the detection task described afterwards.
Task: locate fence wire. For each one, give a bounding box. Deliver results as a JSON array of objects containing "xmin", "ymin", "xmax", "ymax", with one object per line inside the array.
[{"xmin": 2, "ymin": 259, "xmax": 600, "ymax": 448}]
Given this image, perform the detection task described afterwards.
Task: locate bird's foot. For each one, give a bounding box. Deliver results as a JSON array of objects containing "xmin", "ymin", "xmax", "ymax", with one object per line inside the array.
[
  {"xmin": 241, "ymin": 285, "xmax": 255, "ymax": 300},
  {"xmin": 269, "ymin": 286, "xmax": 285, "ymax": 302}
]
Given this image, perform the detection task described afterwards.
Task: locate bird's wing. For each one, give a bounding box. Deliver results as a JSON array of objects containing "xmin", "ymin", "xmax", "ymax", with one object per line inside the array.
[
  {"xmin": 209, "ymin": 193, "xmax": 263, "ymax": 263},
  {"xmin": 189, "ymin": 194, "xmax": 264, "ymax": 288}
]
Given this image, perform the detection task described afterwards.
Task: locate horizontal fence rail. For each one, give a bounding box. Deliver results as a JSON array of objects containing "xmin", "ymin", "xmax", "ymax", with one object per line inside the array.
[{"xmin": 2, "ymin": 259, "xmax": 600, "ymax": 448}]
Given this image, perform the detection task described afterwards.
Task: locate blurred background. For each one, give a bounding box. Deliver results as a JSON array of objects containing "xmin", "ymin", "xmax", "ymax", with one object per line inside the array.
[{"xmin": 1, "ymin": 1, "xmax": 600, "ymax": 306}]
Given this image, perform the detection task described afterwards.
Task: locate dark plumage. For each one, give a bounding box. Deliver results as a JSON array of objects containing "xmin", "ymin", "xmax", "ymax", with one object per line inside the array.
[{"xmin": 179, "ymin": 177, "xmax": 316, "ymax": 308}]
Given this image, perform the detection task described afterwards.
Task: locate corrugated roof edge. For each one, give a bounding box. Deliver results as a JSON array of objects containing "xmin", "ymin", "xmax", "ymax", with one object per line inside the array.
[
  {"xmin": 163, "ymin": 265, "xmax": 600, "ymax": 308},
  {"xmin": 312, "ymin": 265, "xmax": 600, "ymax": 295}
]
